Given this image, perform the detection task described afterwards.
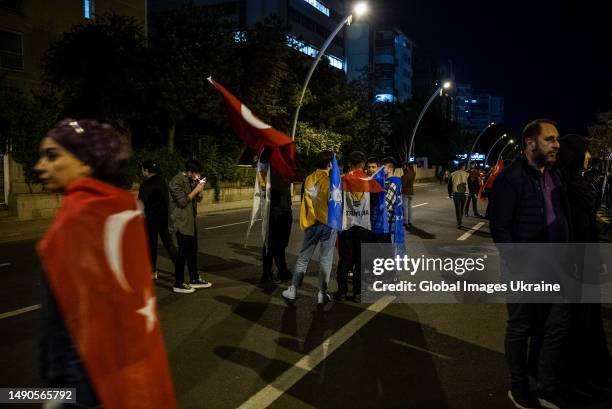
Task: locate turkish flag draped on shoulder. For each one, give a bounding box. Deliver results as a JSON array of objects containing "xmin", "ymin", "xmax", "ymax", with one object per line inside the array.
[
  {"xmin": 208, "ymin": 77, "xmax": 300, "ymax": 182},
  {"xmin": 37, "ymin": 177, "xmax": 176, "ymax": 409}
]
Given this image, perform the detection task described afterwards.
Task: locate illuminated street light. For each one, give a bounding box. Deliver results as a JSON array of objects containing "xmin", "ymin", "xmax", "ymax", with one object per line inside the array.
[{"xmin": 290, "ymin": 2, "xmax": 369, "ymax": 140}]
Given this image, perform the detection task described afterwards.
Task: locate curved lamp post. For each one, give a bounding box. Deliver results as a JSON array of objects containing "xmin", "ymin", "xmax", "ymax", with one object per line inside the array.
[
  {"xmin": 485, "ymin": 133, "xmax": 508, "ymax": 165},
  {"xmin": 405, "ymin": 81, "xmax": 452, "ymax": 163},
  {"xmin": 290, "ymin": 2, "xmax": 368, "ymax": 140},
  {"xmin": 467, "ymin": 122, "xmax": 495, "ymax": 168},
  {"xmin": 497, "ymin": 139, "xmax": 515, "ymax": 163}
]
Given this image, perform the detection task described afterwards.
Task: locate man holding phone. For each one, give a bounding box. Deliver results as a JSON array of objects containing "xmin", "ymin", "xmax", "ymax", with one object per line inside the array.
[{"xmin": 169, "ymin": 159, "xmax": 212, "ymax": 293}]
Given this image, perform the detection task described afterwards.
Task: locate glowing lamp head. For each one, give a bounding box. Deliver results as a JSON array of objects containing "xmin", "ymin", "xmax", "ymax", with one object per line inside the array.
[{"xmin": 353, "ymin": 2, "xmax": 368, "ymax": 17}]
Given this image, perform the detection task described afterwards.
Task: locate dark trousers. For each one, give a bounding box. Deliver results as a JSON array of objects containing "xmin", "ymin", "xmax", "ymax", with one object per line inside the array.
[
  {"xmin": 175, "ymin": 232, "xmax": 199, "ymax": 287},
  {"xmin": 262, "ymin": 241, "xmax": 290, "ymax": 281},
  {"xmin": 506, "ymin": 303, "xmax": 570, "ymax": 392},
  {"xmin": 336, "ymin": 226, "xmax": 370, "ymax": 295},
  {"xmin": 262, "ymin": 209, "xmax": 292, "ymax": 281},
  {"xmin": 465, "ymin": 194, "xmax": 479, "ymax": 216},
  {"xmin": 453, "ymin": 193, "xmax": 467, "ymax": 225},
  {"xmin": 146, "ymin": 218, "xmax": 177, "ymax": 270}
]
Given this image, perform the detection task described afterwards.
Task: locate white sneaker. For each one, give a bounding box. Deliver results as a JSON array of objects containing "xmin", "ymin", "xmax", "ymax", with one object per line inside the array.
[
  {"xmin": 190, "ymin": 278, "xmax": 212, "ymax": 289},
  {"xmin": 282, "ymin": 285, "xmax": 296, "ymax": 302},
  {"xmin": 173, "ymin": 283, "xmax": 195, "ymax": 294},
  {"xmin": 317, "ymin": 291, "xmax": 331, "ymax": 304}
]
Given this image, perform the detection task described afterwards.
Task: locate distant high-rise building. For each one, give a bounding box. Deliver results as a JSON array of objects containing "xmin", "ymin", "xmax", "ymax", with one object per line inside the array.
[
  {"xmin": 149, "ymin": 0, "xmax": 347, "ymax": 71},
  {"xmin": 455, "ymin": 83, "xmax": 504, "ymax": 133},
  {"xmin": 345, "ymin": 22, "xmax": 415, "ymax": 103}
]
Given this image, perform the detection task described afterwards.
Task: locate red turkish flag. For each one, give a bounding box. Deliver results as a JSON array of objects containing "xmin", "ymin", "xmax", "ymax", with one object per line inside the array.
[
  {"xmin": 208, "ymin": 77, "xmax": 300, "ymax": 182},
  {"xmin": 37, "ymin": 177, "xmax": 176, "ymax": 409}
]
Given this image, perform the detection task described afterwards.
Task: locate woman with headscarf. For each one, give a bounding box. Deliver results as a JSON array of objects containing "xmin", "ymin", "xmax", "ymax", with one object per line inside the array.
[
  {"xmin": 35, "ymin": 119, "xmax": 176, "ymax": 409},
  {"xmin": 556, "ymin": 134, "xmax": 612, "ymax": 397}
]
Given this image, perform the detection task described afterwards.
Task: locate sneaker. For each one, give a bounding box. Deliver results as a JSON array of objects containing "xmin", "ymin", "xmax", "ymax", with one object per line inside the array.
[
  {"xmin": 153, "ymin": 270, "xmax": 158, "ymax": 280},
  {"xmin": 317, "ymin": 291, "xmax": 331, "ymax": 304},
  {"xmin": 508, "ymin": 389, "xmax": 541, "ymax": 409},
  {"xmin": 537, "ymin": 392, "xmax": 576, "ymax": 409},
  {"xmin": 173, "ymin": 283, "xmax": 195, "ymax": 294},
  {"xmin": 189, "ymin": 278, "xmax": 212, "ymax": 289},
  {"xmin": 282, "ymin": 285, "xmax": 297, "ymax": 303}
]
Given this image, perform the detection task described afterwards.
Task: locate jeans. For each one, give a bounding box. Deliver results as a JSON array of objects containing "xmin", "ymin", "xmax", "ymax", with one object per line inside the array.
[
  {"xmin": 291, "ymin": 223, "xmax": 337, "ymax": 292},
  {"xmin": 175, "ymin": 232, "xmax": 199, "ymax": 286},
  {"xmin": 506, "ymin": 303, "xmax": 570, "ymax": 392},
  {"xmin": 402, "ymin": 194, "xmax": 413, "ymax": 224},
  {"xmin": 452, "ymin": 193, "xmax": 467, "ymax": 226}
]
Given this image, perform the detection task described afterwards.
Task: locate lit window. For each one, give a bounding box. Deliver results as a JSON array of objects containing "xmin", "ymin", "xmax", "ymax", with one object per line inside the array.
[
  {"xmin": 375, "ymin": 94, "xmax": 395, "ymax": 103},
  {"xmin": 471, "ymin": 99, "xmax": 477, "ymax": 103},
  {"xmin": 303, "ymin": 0, "xmax": 330, "ymax": 16},
  {"xmin": 84, "ymin": 0, "xmax": 95, "ymax": 19},
  {"xmin": 287, "ymin": 36, "xmax": 344, "ymax": 70},
  {"xmin": 233, "ymin": 31, "xmax": 246, "ymax": 43}
]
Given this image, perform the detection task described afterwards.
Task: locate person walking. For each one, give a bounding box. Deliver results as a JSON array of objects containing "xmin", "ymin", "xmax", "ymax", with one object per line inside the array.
[
  {"xmin": 465, "ymin": 167, "xmax": 482, "ymax": 217},
  {"xmin": 402, "ymin": 162, "xmax": 416, "ymax": 228},
  {"xmin": 35, "ymin": 119, "xmax": 176, "ymax": 409},
  {"xmin": 168, "ymin": 159, "xmax": 212, "ymax": 293},
  {"xmin": 139, "ymin": 160, "xmax": 177, "ymax": 280},
  {"xmin": 490, "ymin": 119, "xmax": 571, "ymax": 409},
  {"xmin": 448, "ymin": 165, "xmax": 470, "ymax": 228},
  {"xmin": 282, "ymin": 151, "xmax": 337, "ymax": 305}
]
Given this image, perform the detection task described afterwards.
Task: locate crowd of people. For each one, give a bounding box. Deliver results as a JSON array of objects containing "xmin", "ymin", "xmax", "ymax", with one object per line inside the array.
[{"xmin": 32, "ymin": 117, "xmax": 612, "ymax": 408}]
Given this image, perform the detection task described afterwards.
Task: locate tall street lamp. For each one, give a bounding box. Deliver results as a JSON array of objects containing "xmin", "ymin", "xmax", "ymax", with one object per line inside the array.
[
  {"xmin": 497, "ymin": 139, "xmax": 515, "ymax": 163},
  {"xmin": 485, "ymin": 133, "xmax": 508, "ymax": 165},
  {"xmin": 290, "ymin": 1, "xmax": 369, "ymax": 140},
  {"xmin": 467, "ymin": 122, "xmax": 495, "ymax": 168},
  {"xmin": 405, "ymin": 81, "xmax": 452, "ymax": 162}
]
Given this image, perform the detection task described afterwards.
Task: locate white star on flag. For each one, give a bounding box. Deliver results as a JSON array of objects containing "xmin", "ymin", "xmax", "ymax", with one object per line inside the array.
[
  {"xmin": 137, "ymin": 290, "xmax": 157, "ymax": 333},
  {"xmin": 331, "ymin": 184, "xmax": 342, "ymax": 204}
]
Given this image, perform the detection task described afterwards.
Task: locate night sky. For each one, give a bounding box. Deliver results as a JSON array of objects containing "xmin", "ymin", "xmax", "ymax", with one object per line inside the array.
[{"xmin": 374, "ymin": 0, "xmax": 612, "ymax": 135}]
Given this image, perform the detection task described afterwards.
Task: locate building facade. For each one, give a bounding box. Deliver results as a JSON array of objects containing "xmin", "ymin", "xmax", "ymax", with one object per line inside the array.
[
  {"xmin": 455, "ymin": 83, "xmax": 504, "ymax": 133},
  {"xmin": 0, "ymin": 0, "xmax": 146, "ymax": 207},
  {"xmin": 149, "ymin": 0, "xmax": 347, "ymax": 70},
  {"xmin": 345, "ymin": 22, "xmax": 414, "ymax": 103},
  {"xmin": 0, "ymin": 0, "xmax": 146, "ymax": 91}
]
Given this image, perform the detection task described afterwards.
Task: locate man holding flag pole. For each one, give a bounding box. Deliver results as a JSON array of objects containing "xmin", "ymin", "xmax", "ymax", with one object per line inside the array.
[{"xmin": 281, "ymin": 150, "xmax": 341, "ymax": 305}]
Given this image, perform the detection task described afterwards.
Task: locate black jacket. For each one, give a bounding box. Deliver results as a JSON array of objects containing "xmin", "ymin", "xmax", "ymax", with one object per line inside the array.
[
  {"xmin": 138, "ymin": 174, "xmax": 170, "ymax": 223},
  {"xmin": 557, "ymin": 134, "xmax": 598, "ymax": 243},
  {"xmin": 489, "ymin": 156, "xmax": 570, "ymax": 243}
]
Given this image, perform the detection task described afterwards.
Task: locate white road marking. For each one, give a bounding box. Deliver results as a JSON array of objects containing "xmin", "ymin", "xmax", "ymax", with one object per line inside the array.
[
  {"xmin": 0, "ymin": 262, "xmax": 10, "ymax": 268},
  {"xmin": 389, "ymin": 338, "xmax": 452, "ymax": 360},
  {"xmin": 457, "ymin": 222, "xmax": 485, "ymax": 241},
  {"xmin": 0, "ymin": 304, "xmax": 41, "ymax": 320},
  {"xmin": 237, "ymin": 296, "xmax": 396, "ymax": 409},
  {"xmin": 412, "ymin": 202, "xmax": 429, "ymax": 208},
  {"xmin": 204, "ymin": 219, "xmax": 261, "ymax": 230}
]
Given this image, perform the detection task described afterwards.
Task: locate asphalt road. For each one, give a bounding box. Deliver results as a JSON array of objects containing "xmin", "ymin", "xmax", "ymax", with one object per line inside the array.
[{"xmin": 1, "ymin": 182, "xmax": 611, "ymax": 409}]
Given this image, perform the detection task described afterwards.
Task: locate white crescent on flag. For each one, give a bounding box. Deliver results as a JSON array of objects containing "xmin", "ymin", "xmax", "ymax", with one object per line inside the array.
[
  {"xmin": 103, "ymin": 209, "xmax": 143, "ymax": 292},
  {"xmin": 240, "ymin": 105, "xmax": 271, "ymax": 130}
]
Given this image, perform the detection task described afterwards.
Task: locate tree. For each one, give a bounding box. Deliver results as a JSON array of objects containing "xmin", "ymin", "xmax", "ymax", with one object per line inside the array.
[
  {"xmin": 0, "ymin": 85, "xmax": 57, "ymax": 187},
  {"xmin": 148, "ymin": 5, "xmax": 240, "ymax": 152},
  {"xmin": 44, "ymin": 13, "xmax": 151, "ymax": 142}
]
